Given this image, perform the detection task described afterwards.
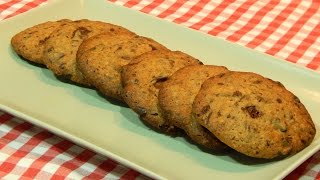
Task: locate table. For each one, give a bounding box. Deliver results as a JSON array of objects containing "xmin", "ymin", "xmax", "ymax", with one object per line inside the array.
[{"xmin": 1, "ymin": 0, "xmax": 319, "ymax": 179}]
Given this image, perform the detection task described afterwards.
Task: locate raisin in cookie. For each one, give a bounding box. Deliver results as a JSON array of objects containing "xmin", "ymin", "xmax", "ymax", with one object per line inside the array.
[
  {"xmin": 192, "ymin": 71, "xmax": 316, "ymax": 159},
  {"xmin": 158, "ymin": 65, "xmax": 229, "ymax": 150},
  {"xmin": 42, "ymin": 19, "xmax": 134, "ymax": 85},
  {"xmin": 121, "ymin": 50, "xmax": 202, "ymax": 133},
  {"xmin": 77, "ymin": 33, "xmax": 167, "ymax": 100},
  {"xmin": 11, "ymin": 19, "xmax": 71, "ymax": 64}
]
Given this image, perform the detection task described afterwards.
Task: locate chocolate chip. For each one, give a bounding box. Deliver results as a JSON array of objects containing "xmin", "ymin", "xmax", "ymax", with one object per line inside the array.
[
  {"xmin": 232, "ymin": 91, "xmax": 242, "ymax": 97},
  {"xmin": 242, "ymin": 105, "xmax": 261, "ymax": 118},
  {"xmin": 253, "ymin": 80, "xmax": 262, "ymax": 84},
  {"xmin": 217, "ymin": 82, "xmax": 224, "ymax": 85},
  {"xmin": 276, "ymin": 98, "xmax": 282, "ymax": 103},
  {"xmin": 39, "ymin": 36, "xmax": 50, "ymax": 45},
  {"xmin": 217, "ymin": 73, "xmax": 225, "ymax": 78},
  {"xmin": 201, "ymin": 105, "xmax": 210, "ymax": 114},
  {"xmin": 256, "ymin": 96, "xmax": 264, "ymax": 102},
  {"xmin": 266, "ymin": 140, "xmax": 270, "ymax": 147}
]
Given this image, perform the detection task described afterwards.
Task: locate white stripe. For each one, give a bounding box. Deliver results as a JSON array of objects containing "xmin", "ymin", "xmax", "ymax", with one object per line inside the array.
[
  {"xmin": 237, "ymin": 1, "xmax": 291, "ymax": 45},
  {"xmin": 255, "ymin": 1, "xmax": 312, "ymax": 52},
  {"xmin": 148, "ymin": 1, "xmax": 175, "ymax": 16},
  {"xmin": 104, "ymin": 165, "xmax": 128, "ymax": 179},
  {"xmin": 39, "ymin": 146, "xmax": 80, "ymax": 176},
  {"xmin": 296, "ymin": 35, "xmax": 320, "ymax": 66},
  {"xmin": 279, "ymin": 8, "xmax": 320, "ymax": 59},
  {"xmin": 111, "ymin": 0, "xmax": 128, "ymax": 6},
  {"xmin": 199, "ymin": 0, "xmax": 242, "ymax": 31},
  {"xmin": 181, "ymin": 1, "xmax": 221, "ymax": 26},
  {"xmin": 66, "ymin": 154, "xmax": 98, "ymax": 179},
  {"xmin": 216, "ymin": 1, "xmax": 266, "ymax": 38},
  {"xmin": 130, "ymin": 0, "xmax": 151, "ymax": 11},
  {"xmin": 0, "ymin": 151, "xmax": 10, "ymax": 162},
  {"xmin": 170, "ymin": 0, "xmax": 204, "ymax": 24}
]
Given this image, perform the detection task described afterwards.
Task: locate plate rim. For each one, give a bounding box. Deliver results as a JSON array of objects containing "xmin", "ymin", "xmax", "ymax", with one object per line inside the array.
[{"xmin": 1, "ymin": 0, "xmax": 320, "ymax": 179}]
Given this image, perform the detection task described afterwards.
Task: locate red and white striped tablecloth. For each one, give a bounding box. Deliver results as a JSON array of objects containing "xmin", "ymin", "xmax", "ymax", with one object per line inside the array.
[{"xmin": 1, "ymin": 0, "xmax": 320, "ymax": 179}]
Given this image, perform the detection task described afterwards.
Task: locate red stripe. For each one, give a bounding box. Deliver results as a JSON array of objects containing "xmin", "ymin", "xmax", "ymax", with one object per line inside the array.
[
  {"xmin": 265, "ymin": 1, "xmax": 319, "ymax": 56},
  {"xmin": 190, "ymin": 0, "xmax": 235, "ymax": 30},
  {"xmin": 246, "ymin": 1, "xmax": 300, "ymax": 49},
  {"xmin": 173, "ymin": 0, "xmax": 211, "ymax": 24},
  {"xmin": 123, "ymin": 0, "xmax": 140, "ymax": 8},
  {"xmin": 316, "ymin": 171, "xmax": 320, "ymax": 179},
  {"xmin": 286, "ymin": 23, "xmax": 320, "ymax": 63},
  {"xmin": 0, "ymin": 0, "xmax": 23, "ymax": 10},
  {"xmin": 157, "ymin": 1, "xmax": 185, "ymax": 19},
  {"xmin": 227, "ymin": 0, "xmax": 280, "ymax": 42},
  {"xmin": 83, "ymin": 159, "xmax": 118, "ymax": 179},
  {"xmin": 0, "ymin": 113, "xmax": 14, "ymax": 124},
  {"xmin": 0, "ymin": 121, "xmax": 33, "ymax": 149},
  {"xmin": 50, "ymin": 149, "xmax": 96, "ymax": 179},
  {"xmin": 284, "ymin": 156, "xmax": 313, "ymax": 179},
  {"xmin": 140, "ymin": 0, "xmax": 165, "ymax": 14},
  {"xmin": 0, "ymin": 131, "xmax": 53, "ymax": 175},
  {"xmin": 21, "ymin": 140, "xmax": 74, "ymax": 178},
  {"xmin": 306, "ymin": 51, "xmax": 320, "ymax": 70},
  {"xmin": 119, "ymin": 169, "xmax": 141, "ymax": 180},
  {"xmin": 3, "ymin": 0, "xmax": 47, "ymax": 19},
  {"xmin": 208, "ymin": 0, "xmax": 256, "ymax": 36}
]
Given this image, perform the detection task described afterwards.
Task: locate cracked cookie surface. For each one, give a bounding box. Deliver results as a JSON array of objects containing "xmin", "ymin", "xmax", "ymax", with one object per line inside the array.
[
  {"xmin": 42, "ymin": 19, "xmax": 134, "ymax": 85},
  {"xmin": 192, "ymin": 71, "xmax": 316, "ymax": 159},
  {"xmin": 11, "ymin": 19, "xmax": 71, "ymax": 64},
  {"xmin": 158, "ymin": 65, "xmax": 229, "ymax": 150},
  {"xmin": 121, "ymin": 50, "xmax": 202, "ymax": 134},
  {"xmin": 77, "ymin": 33, "xmax": 167, "ymax": 100}
]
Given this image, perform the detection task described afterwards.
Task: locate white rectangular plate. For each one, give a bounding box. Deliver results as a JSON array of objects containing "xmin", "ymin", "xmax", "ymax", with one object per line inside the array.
[{"xmin": 1, "ymin": 0, "xmax": 320, "ymax": 179}]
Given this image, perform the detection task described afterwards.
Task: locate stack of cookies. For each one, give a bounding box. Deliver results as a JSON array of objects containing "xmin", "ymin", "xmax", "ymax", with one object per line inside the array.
[{"xmin": 11, "ymin": 19, "xmax": 316, "ymax": 160}]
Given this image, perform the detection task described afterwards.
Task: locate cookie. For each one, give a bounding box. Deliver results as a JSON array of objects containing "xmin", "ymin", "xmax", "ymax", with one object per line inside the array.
[
  {"xmin": 121, "ymin": 50, "xmax": 202, "ymax": 133},
  {"xmin": 192, "ymin": 71, "xmax": 316, "ymax": 159},
  {"xmin": 158, "ymin": 65, "xmax": 229, "ymax": 150},
  {"xmin": 11, "ymin": 19, "xmax": 71, "ymax": 64},
  {"xmin": 42, "ymin": 19, "xmax": 135, "ymax": 85},
  {"xmin": 77, "ymin": 33, "xmax": 168, "ymax": 100}
]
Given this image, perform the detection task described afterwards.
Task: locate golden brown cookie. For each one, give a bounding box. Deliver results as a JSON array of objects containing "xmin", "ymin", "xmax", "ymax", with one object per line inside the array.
[
  {"xmin": 158, "ymin": 65, "xmax": 229, "ymax": 150},
  {"xmin": 42, "ymin": 19, "xmax": 135, "ymax": 85},
  {"xmin": 192, "ymin": 71, "xmax": 316, "ymax": 159},
  {"xmin": 77, "ymin": 33, "xmax": 168, "ymax": 100},
  {"xmin": 11, "ymin": 19, "xmax": 71, "ymax": 64},
  {"xmin": 121, "ymin": 50, "xmax": 202, "ymax": 133}
]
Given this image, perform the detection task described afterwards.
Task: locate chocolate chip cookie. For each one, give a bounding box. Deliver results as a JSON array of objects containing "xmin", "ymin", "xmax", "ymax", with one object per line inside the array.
[
  {"xmin": 192, "ymin": 71, "xmax": 316, "ymax": 159},
  {"xmin": 158, "ymin": 65, "xmax": 229, "ymax": 150},
  {"xmin": 77, "ymin": 33, "xmax": 167, "ymax": 100},
  {"xmin": 11, "ymin": 19, "xmax": 71, "ymax": 64},
  {"xmin": 42, "ymin": 19, "xmax": 134, "ymax": 85},
  {"xmin": 121, "ymin": 50, "xmax": 202, "ymax": 133}
]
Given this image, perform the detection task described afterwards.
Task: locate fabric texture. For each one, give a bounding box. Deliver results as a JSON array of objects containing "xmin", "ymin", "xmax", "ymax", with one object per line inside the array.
[{"xmin": 1, "ymin": 0, "xmax": 320, "ymax": 179}]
